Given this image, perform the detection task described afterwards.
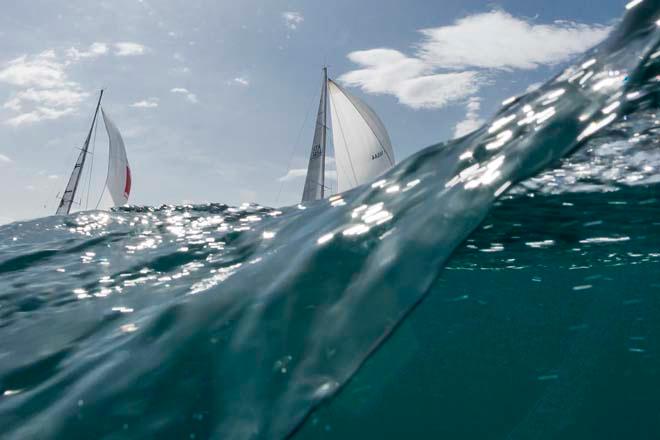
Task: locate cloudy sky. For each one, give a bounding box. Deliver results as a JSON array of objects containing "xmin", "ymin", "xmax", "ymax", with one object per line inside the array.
[{"xmin": 0, "ymin": 0, "xmax": 626, "ymax": 224}]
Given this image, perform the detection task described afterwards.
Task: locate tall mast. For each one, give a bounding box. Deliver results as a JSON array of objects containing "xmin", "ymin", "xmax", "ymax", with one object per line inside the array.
[
  {"xmin": 56, "ymin": 89, "xmax": 104, "ymax": 215},
  {"xmin": 301, "ymin": 68, "xmax": 329, "ymax": 202},
  {"xmin": 320, "ymin": 66, "xmax": 328, "ymax": 199}
]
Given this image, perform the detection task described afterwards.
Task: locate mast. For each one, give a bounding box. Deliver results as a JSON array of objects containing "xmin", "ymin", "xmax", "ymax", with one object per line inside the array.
[
  {"xmin": 301, "ymin": 68, "xmax": 329, "ymax": 202},
  {"xmin": 320, "ymin": 66, "xmax": 328, "ymax": 199},
  {"xmin": 56, "ymin": 90, "xmax": 104, "ymax": 215}
]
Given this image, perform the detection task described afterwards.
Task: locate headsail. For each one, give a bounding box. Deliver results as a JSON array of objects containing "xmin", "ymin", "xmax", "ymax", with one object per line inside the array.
[
  {"xmin": 56, "ymin": 90, "xmax": 104, "ymax": 215},
  {"xmin": 101, "ymin": 109, "xmax": 131, "ymax": 207},
  {"xmin": 301, "ymin": 68, "xmax": 329, "ymax": 202},
  {"xmin": 327, "ymin": 80, "xmax": 395, "ymax": 193}
]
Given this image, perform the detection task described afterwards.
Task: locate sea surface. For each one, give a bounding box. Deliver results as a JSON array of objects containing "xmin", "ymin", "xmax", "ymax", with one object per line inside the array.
[{"xmin": 1, "ymin": 2, "xmax": 660, "ymax": 439}]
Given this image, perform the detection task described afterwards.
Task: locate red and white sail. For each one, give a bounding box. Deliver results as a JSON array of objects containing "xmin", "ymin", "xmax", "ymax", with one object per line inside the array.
[{"xmin": 101, "ymin": 109, "xmax": 131, "ymax": 207}]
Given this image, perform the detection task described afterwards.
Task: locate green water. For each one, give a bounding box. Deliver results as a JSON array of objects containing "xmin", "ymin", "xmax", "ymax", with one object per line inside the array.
[{"xmin": 298, "ymin": 188, "xmax": 660, "ymax": 439}]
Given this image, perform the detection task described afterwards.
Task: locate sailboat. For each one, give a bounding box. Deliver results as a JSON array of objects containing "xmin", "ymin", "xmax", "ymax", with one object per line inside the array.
[
  {"xmin": 301, "ymin": 67, "xmax": 396, "ymax": 202},
  {"xmin": 56, "ymin": 90, "xmax": 132, "ymax": 215}
]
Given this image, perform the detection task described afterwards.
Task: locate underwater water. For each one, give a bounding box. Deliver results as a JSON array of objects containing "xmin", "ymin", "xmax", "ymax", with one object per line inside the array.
[{"xmin": 1, "ymin": 2, "xmax": 660, "ymax": 439}]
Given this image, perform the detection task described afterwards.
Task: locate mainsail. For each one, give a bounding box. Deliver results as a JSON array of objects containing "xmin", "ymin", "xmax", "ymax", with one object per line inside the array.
[
  {"xmin": 101, "ymin": 109, "xmax": 131, "ymax": 207},
  {"xmin": 300, "ymin": 69, "xmax": 395, "ymax": 202}
]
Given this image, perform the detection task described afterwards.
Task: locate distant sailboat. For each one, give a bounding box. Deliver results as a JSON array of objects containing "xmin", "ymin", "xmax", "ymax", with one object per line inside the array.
[
  {"xmin": 301, "ymin": 67, "xmax": 396, "ymax": 202},
  {"xmin": 56, "ymin": 90, "xmax": 132, "ymax": 215}
]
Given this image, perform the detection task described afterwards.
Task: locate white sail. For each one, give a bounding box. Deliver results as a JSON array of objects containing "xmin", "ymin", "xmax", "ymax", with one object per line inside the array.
[
  {"xmin": 327, "ymin": 79, "xmax": 395, "ymax": 193},
  {"xmin": 101, "ymin": 109, "xmax": 131, "ymax": 207}
]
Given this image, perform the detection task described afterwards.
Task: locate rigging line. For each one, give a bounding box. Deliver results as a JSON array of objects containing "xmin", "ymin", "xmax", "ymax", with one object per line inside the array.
[
  {"xmin": 55, "ymin": 93, "xmax": 103, "ymax": 214},
  {"xmin": 329, "ymin": 79, "xmax": 395, "ymax": 166},
  {"xmin": 275, "ymin": 89, "xmax": 320, "ymax": 206},
  {"xmin": 42, "ymin": 124, "xmax": 94, "ymax": 212},
  {"xmin": 84, "ymin": 107, "xmax": 101, "ymax": 210},
  {"xmin": 328, "ymin": 86, "xmax": 360, "ymax": 189}
]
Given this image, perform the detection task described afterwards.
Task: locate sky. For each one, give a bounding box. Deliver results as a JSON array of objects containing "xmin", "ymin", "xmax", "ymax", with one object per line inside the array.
[{"xmin": 0, "ymin": 0, "xmax": 629, "ymax": 224}]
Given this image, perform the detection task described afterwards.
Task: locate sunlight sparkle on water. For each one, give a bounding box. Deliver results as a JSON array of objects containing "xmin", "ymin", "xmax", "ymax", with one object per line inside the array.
[
  {"xmin": 488, "ymin": 115, "xmax": 516, "ymax": 134},
  {"xmin": 317, "ymin": 233, "xmax": 335, "ymax": 245},
  {"xmin": 578, "ymin": 113, "xmax": 617, "ymax": 141},
  {"xmin": 343, "ymin": 224, "xmax": 370, "ymax": 236},
  {"xmin": 120, "ymin": 323, "xmax": 138, "ymax": 333}
]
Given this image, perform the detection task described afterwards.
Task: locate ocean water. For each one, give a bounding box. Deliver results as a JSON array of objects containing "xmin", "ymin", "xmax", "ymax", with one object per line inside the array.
[{"xmin": 1, "ymin": 2, "xmax": 660, "ymax": 439}]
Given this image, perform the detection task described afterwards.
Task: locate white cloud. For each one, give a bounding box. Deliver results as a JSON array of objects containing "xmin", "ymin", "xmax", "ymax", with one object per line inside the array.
[
  {"xmin": 6, "ymin": 88, "xmax": 89, "ymax": 111},
  {"xmin": 5, "ymin": 112, "xmax": 41, "ymax": 126},
  {"xmin": 0, "ymin": 153, "xmax": 12, "ymax": 163},
  {"xmin": 340, "ymin": 10, "xmax": 610, "ymax": 110},
  {"xmin": 0, "ymin": 41, "xmax": 149, "ymax": 127},
  {"xmin": 282, "ymin": 12, "xmax": 304, "ymax": 30},
  {"xmin": 0, "ymin": 46, "xmax": 106, "ymax": 126},
  {"xmin": 0, "ymin": 53, "xmax": 70, "ymax": 88},
  {"xmin": 5, "ymin": 107, "xmax": 76, "ymax": 127},
  {"xmin": 454, "ymin": 97, "xmax": 484, "ymax": 138},
  {"xmin": 131, "ymin": 98, "xmax": 159, "ymax": 108},
  {"xmin": 3, "ymin": 97, "xmax": 21, "ymax": 111},
  {"xmin": 65, "ymin": 42, "xmax": 108, "ymax": 62},
  {"xmin": 114, "ymin": 42, "xmax": 147, "ymax": 56},
  {"xmin": 35, "ymin": 106, "xmax": 76, "ymax": 119},
  {"xmin": 340, "ymin": 49, "xmax": 480, "ymax": 109},
  {"xmin": 170, "ymin": 87, "xmax": 198, "ymax": 103},
  {"xmin": 418, "ymin": 11, "xmax": 611, "ymax": 70},
  {"xmin": 233, "ymin": 77, "xmax": 249, "ymax": 86}
]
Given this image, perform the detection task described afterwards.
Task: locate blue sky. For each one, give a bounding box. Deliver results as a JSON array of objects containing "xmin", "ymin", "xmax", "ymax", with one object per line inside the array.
[{"xmin": 0, "ymin": 0, "xmax": 627, "ymax": 224}]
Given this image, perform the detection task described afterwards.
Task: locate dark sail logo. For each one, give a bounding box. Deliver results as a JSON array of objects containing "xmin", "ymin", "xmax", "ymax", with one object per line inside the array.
[
  {"xmin": 311, "ymin": 144, "xmax": 322, "ymax": 158},
  {"xmin": 371, "ymin": 150, "xmax": 384, "ymax": 160}
]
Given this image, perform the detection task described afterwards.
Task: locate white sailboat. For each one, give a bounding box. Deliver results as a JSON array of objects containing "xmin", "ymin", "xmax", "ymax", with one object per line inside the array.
[
  {"xmin": 301, "ymin": 67, "xmax": 396, "ymax": 202},
  {"xmin": 56, "ymin": 90, "xmax": 132, "ymax": 215}
]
